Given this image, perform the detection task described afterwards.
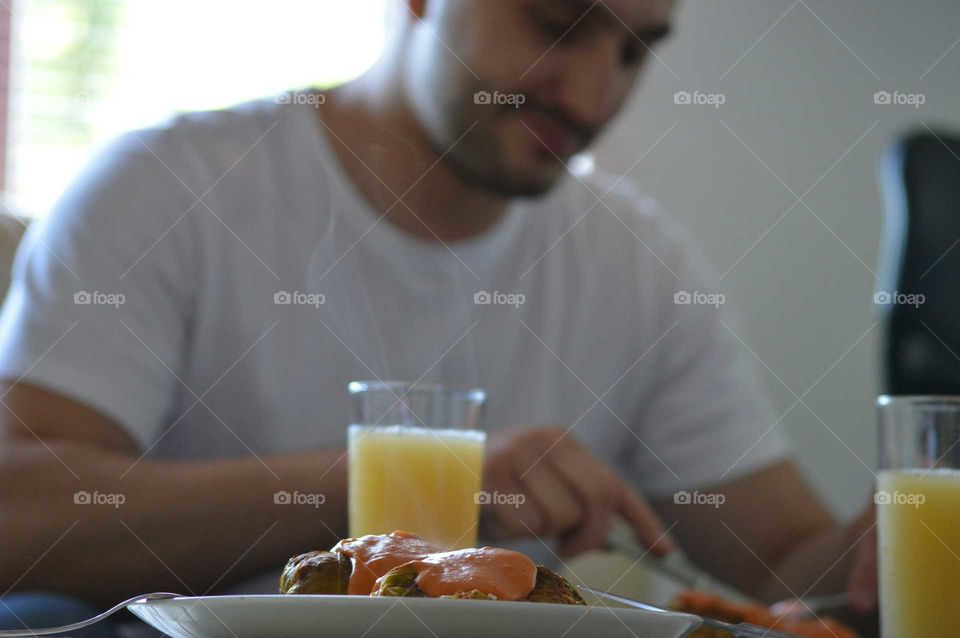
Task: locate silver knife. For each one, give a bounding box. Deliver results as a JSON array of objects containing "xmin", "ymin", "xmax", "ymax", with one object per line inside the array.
[{"xmin": 605, "ymin": 517, "xmax": 756, "ymax": 604}]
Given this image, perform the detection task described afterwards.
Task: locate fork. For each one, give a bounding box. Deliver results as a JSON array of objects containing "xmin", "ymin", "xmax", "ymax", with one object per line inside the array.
[{"xmin": 0, "ymin": 592, "xmax": 183, "ymax": 636}]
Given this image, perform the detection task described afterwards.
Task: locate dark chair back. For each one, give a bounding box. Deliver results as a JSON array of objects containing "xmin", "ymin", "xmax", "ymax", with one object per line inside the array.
[{"xmin": 877, "ymin": 129, "xmax": 960, "ymax": 394}]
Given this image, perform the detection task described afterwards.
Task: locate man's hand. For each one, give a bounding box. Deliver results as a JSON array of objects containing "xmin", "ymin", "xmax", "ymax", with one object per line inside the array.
[
  {"xmin": 480, "ymin": 427, "xmax": 675, "ymax": 558},
  {"xmin": 846, "ymin": 507, "xmax": 878, "ymax": 612}
]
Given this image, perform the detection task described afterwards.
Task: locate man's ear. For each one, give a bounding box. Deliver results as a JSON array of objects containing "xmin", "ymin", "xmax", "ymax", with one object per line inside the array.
[{"xmin": 406, "ymin": 0, "xmax": 428, "ymax": 19}]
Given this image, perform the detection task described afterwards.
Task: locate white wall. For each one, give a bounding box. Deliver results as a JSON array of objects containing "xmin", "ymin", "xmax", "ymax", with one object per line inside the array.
[{"xmin": 596, "ymin": 0, "xmax": 960, "ymax": 517}]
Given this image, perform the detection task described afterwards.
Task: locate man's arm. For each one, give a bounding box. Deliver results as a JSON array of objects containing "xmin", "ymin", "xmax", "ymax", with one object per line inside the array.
[
  {"xmin": 651, "ymin": 459, "xmax": 871, "ymax": 603},
  {"xmin": 0, "ymin": 382, "xmax": 348, "ymax": 607}
]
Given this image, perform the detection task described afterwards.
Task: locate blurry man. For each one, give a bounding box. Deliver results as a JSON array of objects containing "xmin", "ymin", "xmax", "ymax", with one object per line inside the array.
[{"xmin": 0, "ymin": 1, "xmax": 875, "ymax": 634}]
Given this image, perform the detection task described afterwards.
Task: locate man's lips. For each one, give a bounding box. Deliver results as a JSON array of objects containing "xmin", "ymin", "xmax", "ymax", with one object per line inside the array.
[{"xmin": 518, "ymin": 110, "xmax": 582, "ymax": 159}]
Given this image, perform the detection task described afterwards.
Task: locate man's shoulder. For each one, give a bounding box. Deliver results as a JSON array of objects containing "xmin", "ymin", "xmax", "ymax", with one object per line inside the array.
[
  {"xmin": 159, "ymin": 94, "xmax": 294, "ymax": 147},
  {"xmin": 112, "ymin": 94, "xmax": 302, "ymax": 187},
  {"xmin": 40, "ymin": 93, "xmax": 319, "ymax": 253}
]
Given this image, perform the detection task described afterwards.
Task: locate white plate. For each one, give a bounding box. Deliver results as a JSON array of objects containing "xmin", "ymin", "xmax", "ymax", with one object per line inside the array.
[{"xmin": 128, "ymin": 594, "xmax": 701, "ymax": 638}]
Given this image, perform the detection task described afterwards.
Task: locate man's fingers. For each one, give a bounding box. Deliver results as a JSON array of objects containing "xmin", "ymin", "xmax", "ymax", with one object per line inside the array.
[
  {"xmin": 547, "ymin": 443, "xmax": 671, "ymax": 556},
  {"xmin": 558, "ymin": 503, "xmax": 614, "ymax": 557},
  {"xmin": 617, "ymin": 481, "xmax": 675, "ymax": 556},
  {"xmin": 546, "ymin": 447, "xmax": 619, "ymax": 555},
  {"xmin": 481, "ymin": 467, "xmax": 542, "ymax": 539},
  {"xmin": 483, "ymin": 427, "xmax": 672, "ymax": 557},
  {"xmin": 519, "ymin": 459, "xmax": 583, "ymax": 535}
]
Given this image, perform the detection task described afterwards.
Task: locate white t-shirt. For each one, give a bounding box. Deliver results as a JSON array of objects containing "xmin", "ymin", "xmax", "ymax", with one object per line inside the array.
[{"xmin": 0, "ymin": 94, "xmax": 789, "ymax": 499}]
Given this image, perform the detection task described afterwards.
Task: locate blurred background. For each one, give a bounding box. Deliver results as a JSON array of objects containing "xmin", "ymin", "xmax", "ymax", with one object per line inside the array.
[
  {"xmin": 597, "ymin": 0, "xmax": 960, "ymax": 517},
  {"xmin": 6, "ymin": 0, "xmax": 960, "ymax": 519}
]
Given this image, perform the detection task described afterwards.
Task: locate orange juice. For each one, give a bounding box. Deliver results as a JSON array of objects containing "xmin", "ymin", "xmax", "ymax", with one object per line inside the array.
[
  {"xmin": 877, "ymin": 468, "xmax": 960, "ymax": 638},
  {"xmin": 348, "ymin": 425, "xmax": 485, "ymax": 549}
]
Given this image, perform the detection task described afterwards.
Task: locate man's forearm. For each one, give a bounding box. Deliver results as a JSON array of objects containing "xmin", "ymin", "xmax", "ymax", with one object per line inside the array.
[
  {"xmin": 0, "ymin": 440, "xmax": 347, "ymax": 606},
  {"xmin": 760, "ymin": 507, "xmax": 874, "ymax": 602}
]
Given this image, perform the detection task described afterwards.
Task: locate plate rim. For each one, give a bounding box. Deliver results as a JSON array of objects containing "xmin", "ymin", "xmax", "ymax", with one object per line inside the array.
[
  {"xmin": 128, "ymin": 594, "xmax": 702, "ymax": 638},
  {"xmin": 128, "ymin": 593, "xmax": 702, "ymax": 624},
  {"xmin": 127, "ymin": 594, "xmax": 700, "ymax": 620}
]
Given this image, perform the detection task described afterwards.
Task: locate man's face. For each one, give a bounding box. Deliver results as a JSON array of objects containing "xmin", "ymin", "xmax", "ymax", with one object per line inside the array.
[{"xmin": 402, "ymin": 0, "xmax": 675, "ymax": 197}]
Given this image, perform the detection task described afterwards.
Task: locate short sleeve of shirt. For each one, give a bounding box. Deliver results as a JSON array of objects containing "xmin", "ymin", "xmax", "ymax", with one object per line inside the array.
[
  {"xmin": 626, "ymin": 213, "xmax": 792, "ymax": 498},
  {"xmin": 0, "ymin": 129, "xmax": 198, "ymax": 451}
]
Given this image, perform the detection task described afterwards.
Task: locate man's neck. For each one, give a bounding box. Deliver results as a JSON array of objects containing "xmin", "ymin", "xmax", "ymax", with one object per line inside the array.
[{"xmin": 318, "ymin": 70, "xmax": 510, "ymax": 243}]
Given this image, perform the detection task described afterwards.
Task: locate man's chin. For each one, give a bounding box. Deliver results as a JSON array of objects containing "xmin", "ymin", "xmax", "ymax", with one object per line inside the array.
[
  {"xmin": 444, "ymin": 153, "xmax": 566, "ymax": 198},
  {"xmin": 487, "ymin": 153, "xmax": 572, "ymax": 198},
  {"xmin": 478, "ymin": 168, "xmax": 564, "ymax": 198}
]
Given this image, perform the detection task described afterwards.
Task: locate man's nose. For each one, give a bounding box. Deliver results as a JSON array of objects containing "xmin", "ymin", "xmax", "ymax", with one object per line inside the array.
[{"xmin": 552, "ymin": 36, "xmax": 624, "ymax": 131}]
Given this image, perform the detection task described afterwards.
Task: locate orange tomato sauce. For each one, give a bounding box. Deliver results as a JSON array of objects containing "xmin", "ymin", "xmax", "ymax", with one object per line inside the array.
[
  {"xmin": 338, "ymin": 531, "xmax": 537, "ymax": 601},
  {"xmin": 407, "ymin": 547, "xmax": 537, "ymax": 601},
  {"xmin": 337, "ymin": 530, "xmax": 440, "ymax": 595}
]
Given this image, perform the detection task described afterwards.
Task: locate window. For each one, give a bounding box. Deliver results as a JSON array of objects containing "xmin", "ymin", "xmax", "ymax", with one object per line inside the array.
[{"xmin": 9, "ymin": 0, "xmax": 390, "ymax": 217}]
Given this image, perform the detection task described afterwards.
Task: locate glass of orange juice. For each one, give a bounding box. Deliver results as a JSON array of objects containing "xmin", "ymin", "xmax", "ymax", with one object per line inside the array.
[
  {"xmin": 876, "ymin": 395, "xmax": 960, "ymax": 638},
  {"xmin": 348, "ymin": 381, "xmax": 487, "ymax": 550}
]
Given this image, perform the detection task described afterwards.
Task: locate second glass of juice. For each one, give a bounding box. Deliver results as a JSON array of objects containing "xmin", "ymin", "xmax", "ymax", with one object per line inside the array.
[
  {"xmin": 348, "ymin": 381, "xmax": 486, "ymax": 550},
  {"xmin": 876, "ymin": 395, "xmax": 960, "ymax": 638}
]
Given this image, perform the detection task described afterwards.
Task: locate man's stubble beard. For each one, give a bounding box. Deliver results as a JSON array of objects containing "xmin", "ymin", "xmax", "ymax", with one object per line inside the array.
[{"xmin": 421, "ymin": 97, "xmax": 566, "ymax": 199}]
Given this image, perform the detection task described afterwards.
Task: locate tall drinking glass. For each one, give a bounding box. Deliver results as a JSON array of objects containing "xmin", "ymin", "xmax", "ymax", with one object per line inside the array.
[
  {"xmin": 348, "ymin": 381, "xmax": 487, "ymax": 549},
  {"xmin": 876, "ymin": 395, "xmax": 960, "ymax": 637}
]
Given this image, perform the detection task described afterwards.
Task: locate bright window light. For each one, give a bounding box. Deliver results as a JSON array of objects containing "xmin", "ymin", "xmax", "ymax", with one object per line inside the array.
[{"xmin": 9, "ymin": 0, "xmax": 389, "ymax": 217}]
